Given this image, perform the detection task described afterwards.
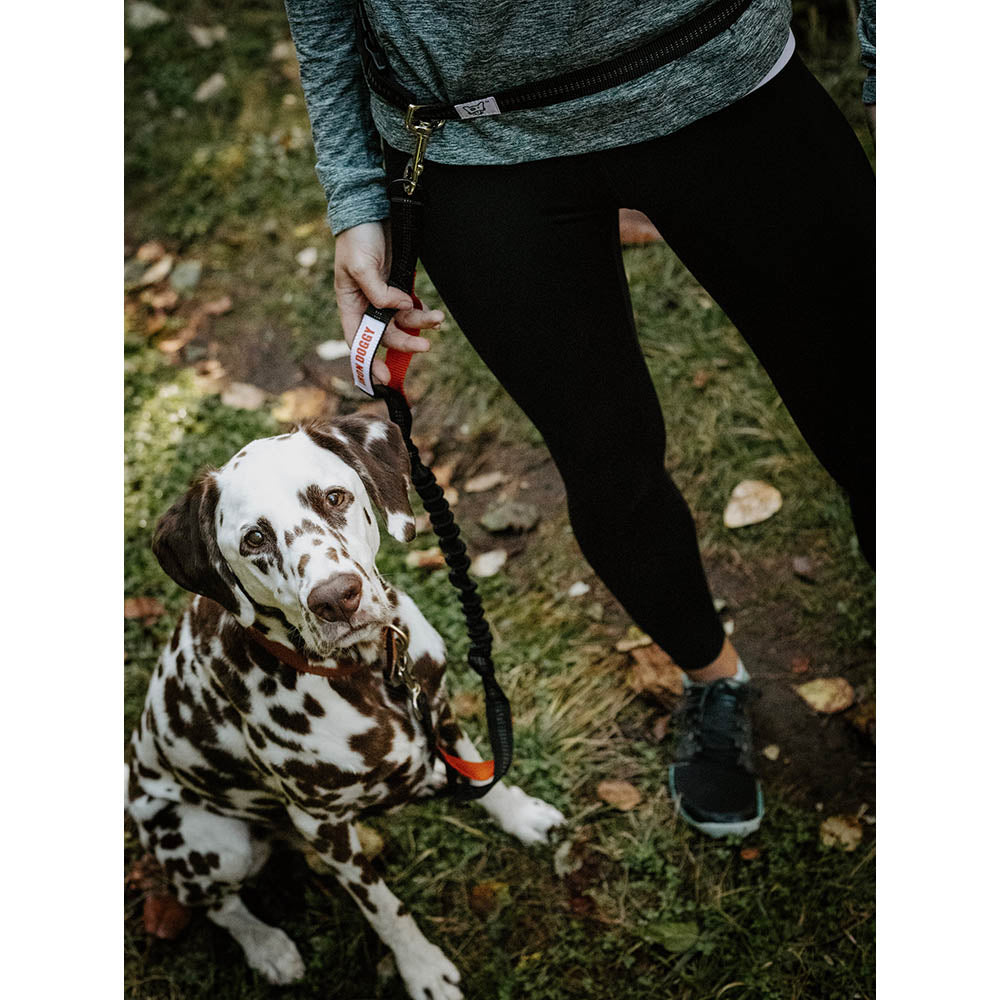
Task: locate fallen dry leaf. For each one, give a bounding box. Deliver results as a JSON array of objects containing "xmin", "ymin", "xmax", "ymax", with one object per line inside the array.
[
  {"xmin": 618, "ymin": 208, "xmax": 662, "ymax": 245},
  {"xmin": 192, "ymin": 359, "xmax": 227, "ymax": 394},
  {"xmin": 723, "ymin": 479, "xmax": 783, "ymax": 528},
  {"xmin": 143, "ymin": 894, "xmax": 192, "ymax": 939},
  {"xmin": 431, "ymin": 461, "xmax": 456, "ymax": 488},
  {"xmin": 651, "ymin": 715, "xmax": 671, "ymax": 742},
  {"xmin": 464, "ymin": 471, "xmax": 507, "ymax": 493},
  {"xmin": 791, "ymin": 655, "xmax": 811, "ymax": 675},
  {"xmin": 272, "ymin": 386, "xmax": 328, "ymax": 422},
  {"xmin": 405, "ymin": 547, "xmax": 445, "ymax": 570},
  {"xmin": 629, "ymin": 644, "xmax": 685, "ymax": 704},
  {"xmin": 470, "ymin": 549, "xmax": 508, "ymax": 578},
  {"xmin": 221, "ymin": 382, "xmax": 268, "ymax": 410},
  {"xmin": 316, "ymin": 339, "xmax": 351, "ymax": 361},
  {"xmin": 124, "ymin": 596, "xmax": 166, "ymax": 624},
  {"xmin": 847, "ymin": 699, "xmax": 876, "ymax": 742},
  {"xmin": 450, "ymin": 691, "xmax": 483, "ymax": 719},
  {"xmin": 597, "ymin": 779, "xmax": 642, "ymax": 811},
  {"xmin": 740, "ymin": 846, "xmax": 761, "ymax": 861},
  {"xmin": 819, "ymin": 814, "xmax": 863, "ymax": 851},
  {"xmin": 692, "ymin": 369, "xmax": 713, "ymax": 390},
  {"xmin": 762, "ymin": 744, "xmax": 781, "ymax": 761},
  {"xmin": 146, "ymin": 311, "xmax": 168, "ymax": 336},
  {"xmin": 795, "ymin": 677, "xmax": 855, "ymax": 714},
  {"xmin": 615, "ymin": 629, "xmax": 653, "ymax": 653},
  {"xmin": 202, "ymin": 295, "xmax": 233, "ymax": 315},
  {"xmin": 355, "ymin": 822, "xmax": 384, "ymax": 860},
  {"xmin": 468, "ymin": 881, "xmax": 511, "ymax": 918},
  {"xmin": 194, "ymin": 72, "xmax": 227, "ymax": 102},
  {"xmin": 136, "ymin": 241, "xmax": 166, "ymax": 263},
  {"xmin": 141, "ymin": 287, "xmax": 179, "ymax": 311},
  {"xmin": 139, "ymin": 254, "xmax": 174, "ymax": 286}
]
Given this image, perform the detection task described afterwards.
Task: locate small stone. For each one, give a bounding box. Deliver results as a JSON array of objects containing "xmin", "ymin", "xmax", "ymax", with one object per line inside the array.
[
  {"xmin": 188, "ymin": 24, "xmax": 227, "ymax": 48},
  {"xmin": 792, "ymin": 555, "xmax": 817, "ymax": 582},
  {"xmin": 127, "ymin": 2, "xmax": 170, "ymax": 30},
  {"xmin": 567, "ymin": 581, "xmax": 590, "ymax": 598},
  {"xmin": 712, "ymin": 597, "xmax": 728, "ymax": 613},
  {"xmin": 585, "ymin": 601, "xmax": 604, "ymax": 621},
  {"xmin": 316, "ymin": 339, "xmax": 350, "ymax": 361},
  {"xmin": 762, "ymin": 744, "xmax": 781, "ymax": 761},
  {"xmin": 470, "ymin": 549, "xmax": 508, "ymax": 578},
  {"xmin": 169, "ymin": 259, "xmax": 202, "ymax": 293},
  {"xmin": 479, "ymin": 500, "xmax": 540, "ymax": 534},
  {"xmin": 296, "ymin": 246, "xmax": 318, "ymax": 268},
  {"xmin": 271, "ymin": 39, "xmax": 296, "ymax": 61},
  {"xmin": 194, "ymin": 72, "xmax": 227, "ymax": 102},
  {"xmin": 723, "ymin": 620, "xmax": 735, "ymax": 636}
]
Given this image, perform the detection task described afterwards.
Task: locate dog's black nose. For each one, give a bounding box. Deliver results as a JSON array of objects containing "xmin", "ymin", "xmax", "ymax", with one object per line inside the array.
[{"xmin": 307, "ymin": 573, "xmax": 363, "ymax": 623}]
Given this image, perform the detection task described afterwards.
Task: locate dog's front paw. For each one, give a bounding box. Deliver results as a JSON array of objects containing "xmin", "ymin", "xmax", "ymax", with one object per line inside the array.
[
  {"xmin": 494, "ymin": 785, "xmax": 566, "ymax": 845},
  {"xmin": 396, "ymin": 941, "xmax": 463, "ymax": 1000},
  {"xmin": 245, "ymin": 926, "xmax": 305, "ymax": 985}
]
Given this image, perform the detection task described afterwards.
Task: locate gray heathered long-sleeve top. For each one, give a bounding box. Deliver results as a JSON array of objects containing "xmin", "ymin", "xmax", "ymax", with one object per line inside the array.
[{"xmin": 284, "ymin": 1, "xmax": 874, "ymax": 236}]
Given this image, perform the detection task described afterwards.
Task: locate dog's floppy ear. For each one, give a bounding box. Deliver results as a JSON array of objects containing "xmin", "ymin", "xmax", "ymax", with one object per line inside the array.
[
  {"xmin": 305, "ymin": 416, "xmax": 416, "ymax": 543},
  {"xmin": 152, "ymin": 470, "xmax": 255, "ymax": 624}
]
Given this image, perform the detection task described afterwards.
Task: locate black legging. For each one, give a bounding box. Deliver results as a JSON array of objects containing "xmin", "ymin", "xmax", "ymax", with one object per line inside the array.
[{"xmin": 385, "ymin": 53, "xmax": 874, "ymax": 672}]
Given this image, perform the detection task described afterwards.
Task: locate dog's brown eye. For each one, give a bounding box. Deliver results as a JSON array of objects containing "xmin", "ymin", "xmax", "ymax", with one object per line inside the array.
[
  {"xmin": 326, "ymin": 489, "xmax": 345, "ymax": 507},
  {"xmin": 244, "ymin": 529, "xmax": 265, "ymax": 548}
]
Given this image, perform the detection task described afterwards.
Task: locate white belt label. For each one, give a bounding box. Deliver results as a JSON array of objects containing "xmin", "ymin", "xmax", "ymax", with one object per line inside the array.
[
  {"xmin": 350, "ymin": 313, "xmax": 387, "ymax": 396},
  {"xmin": 454, "ymin": 96, "xmax": 500, "ymax": 120}
]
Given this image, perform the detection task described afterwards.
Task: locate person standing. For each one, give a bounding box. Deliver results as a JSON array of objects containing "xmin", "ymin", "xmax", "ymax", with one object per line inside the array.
[{"xmin": 284, "ymin": 0, "xmax": 875, "ymax": 837}]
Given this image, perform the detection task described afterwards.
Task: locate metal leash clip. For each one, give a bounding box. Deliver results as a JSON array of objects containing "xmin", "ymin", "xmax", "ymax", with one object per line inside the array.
[
  {"xmin": 402, "ymin": 105, "xmax": 444, "ymax": 195},
  {"xmin": 384, "ymin": 622, "xmax": 424, "ymax": 715}
]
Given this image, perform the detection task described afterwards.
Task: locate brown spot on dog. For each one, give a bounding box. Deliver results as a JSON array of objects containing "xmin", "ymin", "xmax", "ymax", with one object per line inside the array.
[
  {"xmin": 258, "ymin": 676, "xmax": 278, "ymax": 697},
  {"xmin": 302, "ymin": 693, "xmax": 325, "ymax": 717},
  {"xmin": 268, "ymin": 705, "xmax": 311, "ymax": 734},
  {"xmin": 297, "ymin": 553, "xmax": 310, "ymax": 576}
]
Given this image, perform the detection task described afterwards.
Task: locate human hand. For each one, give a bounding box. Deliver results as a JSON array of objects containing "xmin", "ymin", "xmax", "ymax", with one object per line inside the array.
[{"xmin": 333, "ymin": 221, "xmax": 443, "ymax": 387}]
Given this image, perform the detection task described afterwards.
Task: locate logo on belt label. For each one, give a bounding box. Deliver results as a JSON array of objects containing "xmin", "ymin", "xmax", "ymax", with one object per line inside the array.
[{"xmin": 454, "ymin": 97, "xmax": 500, "ymax": 119}]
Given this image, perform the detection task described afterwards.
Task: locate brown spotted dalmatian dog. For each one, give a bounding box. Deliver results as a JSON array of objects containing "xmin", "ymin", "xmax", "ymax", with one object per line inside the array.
[{"xmin": 127, "ymin": 415, "xmax": 564, "ymax": 1000}]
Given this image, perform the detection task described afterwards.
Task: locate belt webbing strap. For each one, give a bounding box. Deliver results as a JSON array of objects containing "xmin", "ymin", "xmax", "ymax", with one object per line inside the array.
[{"xmin": 357, "ymin": 0, "xmax": 754, "ymax": 125}]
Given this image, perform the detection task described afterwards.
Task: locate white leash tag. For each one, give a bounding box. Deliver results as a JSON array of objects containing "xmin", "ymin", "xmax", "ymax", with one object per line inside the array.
[
  {"xmin": 350, "ymin": 312, "xmax": 387, "ymax": 396},
  {"xmin": 454, "ymin": 96, "xmax": 500, "ymax": 119}
]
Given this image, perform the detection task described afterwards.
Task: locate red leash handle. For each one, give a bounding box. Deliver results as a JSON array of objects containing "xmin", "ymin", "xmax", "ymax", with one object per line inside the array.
[{"xmin": 383, "ymin": 289, "xmax": 424, "ymax": 397}]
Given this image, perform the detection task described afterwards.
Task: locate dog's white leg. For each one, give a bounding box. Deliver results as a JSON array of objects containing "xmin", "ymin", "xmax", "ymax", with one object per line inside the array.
[
  {"xmin": 208, "ymin": 895, "xmax": 306, "ymax": 985},
  {"xmin": 287, "ymin": 807, "xmax": 462, "ymax": 1000},
  {"xmin": 449, "ymin": 734, "xmax": 565, "ymax": 845}
]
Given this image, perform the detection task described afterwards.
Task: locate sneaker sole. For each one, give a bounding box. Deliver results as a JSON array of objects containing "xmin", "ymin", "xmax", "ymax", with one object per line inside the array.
[{"xmin": 668, "ymin": 766, "xmax": 765, "ymax": 839}]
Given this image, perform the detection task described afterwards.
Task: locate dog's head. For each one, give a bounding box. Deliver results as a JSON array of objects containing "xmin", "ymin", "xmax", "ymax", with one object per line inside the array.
[{"xmin": 152, "ymin": 415, "xmax": 416, "ymax": 655}]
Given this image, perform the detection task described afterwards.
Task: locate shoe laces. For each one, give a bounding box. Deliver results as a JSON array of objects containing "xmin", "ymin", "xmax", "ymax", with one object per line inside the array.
[{"xmin": 675, "ymin": 680, "xmax": 754, "ymax": 765}]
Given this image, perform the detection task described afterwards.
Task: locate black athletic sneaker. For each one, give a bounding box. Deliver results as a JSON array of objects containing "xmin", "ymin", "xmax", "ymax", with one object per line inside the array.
[{"xmin": 668, "ymin": 677, "xmax": 764, "ymax": 838}]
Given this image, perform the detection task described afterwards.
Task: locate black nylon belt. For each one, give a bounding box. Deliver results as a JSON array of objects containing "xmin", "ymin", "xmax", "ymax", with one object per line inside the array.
[{"xmin": 357, "ymin": 0, "xmax": 754, "ymax": 124}]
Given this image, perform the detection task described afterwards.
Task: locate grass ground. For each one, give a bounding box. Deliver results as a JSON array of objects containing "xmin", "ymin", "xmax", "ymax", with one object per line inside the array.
[{"xmin": 125, "ymin": 4, "xmax": 875, "ymax": 998}]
